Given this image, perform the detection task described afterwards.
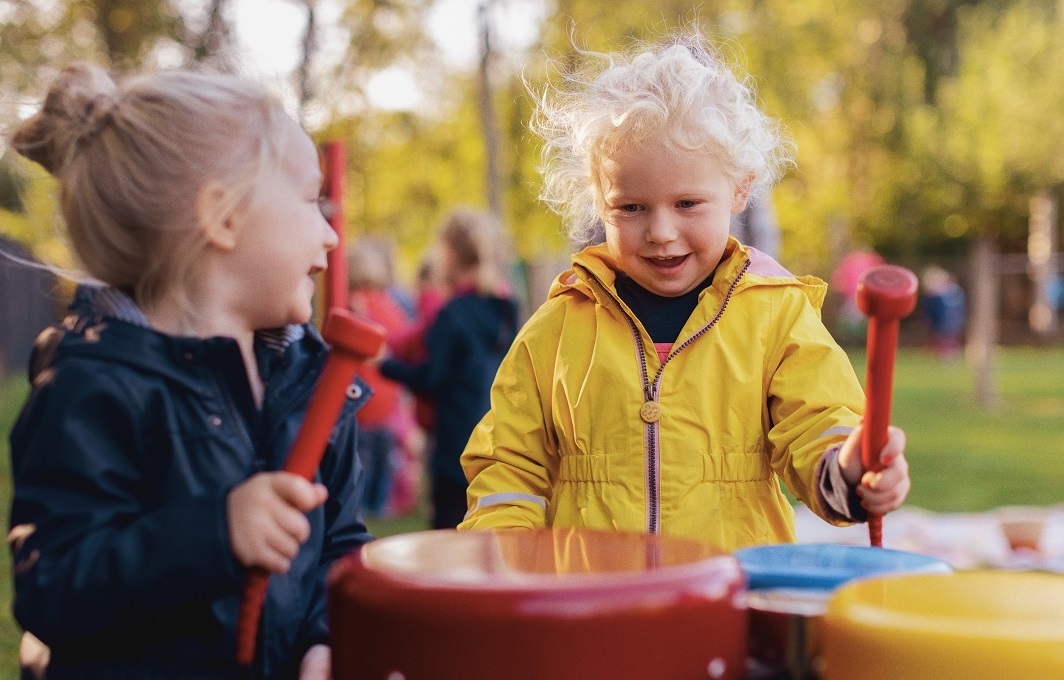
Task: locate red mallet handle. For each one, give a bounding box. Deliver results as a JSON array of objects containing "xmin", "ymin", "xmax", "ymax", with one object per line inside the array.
[
  {"xmin": 854, "ymin": 265, "xmax": 918, "ymax": 547},
  {"xmin": 236, "ymin": 308, "xmax": 386, "ymax": 665}
]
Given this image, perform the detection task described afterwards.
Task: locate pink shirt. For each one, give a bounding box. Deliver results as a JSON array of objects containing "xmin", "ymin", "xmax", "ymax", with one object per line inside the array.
[{"xmin": 654, "ymin": 343, "xmax": 673, "ymax": 364}]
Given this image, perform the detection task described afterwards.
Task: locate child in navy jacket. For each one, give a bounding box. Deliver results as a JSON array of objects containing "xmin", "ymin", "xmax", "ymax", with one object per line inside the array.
[{"xmin": 8, "ymin": 63, "xmax": 371, "ymax": 679}]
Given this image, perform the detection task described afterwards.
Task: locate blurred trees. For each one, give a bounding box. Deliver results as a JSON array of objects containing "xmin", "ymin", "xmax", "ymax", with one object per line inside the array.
[
  {"xmin": 1, "ymin": 0, "xmax": 1062, "ymax": 296},
  {"xmin": 913, "ymin": 0, "xmax": 1064, "ymax": 242}
]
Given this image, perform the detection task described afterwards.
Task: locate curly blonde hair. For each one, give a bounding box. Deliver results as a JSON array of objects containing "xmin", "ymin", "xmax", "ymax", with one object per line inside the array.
[
  {"xmin": 10, "ymin": 62, "xmax": 288, "ymax": 311},
  {"xmin": 530, "ymin": 32, "xmax": 795, "ymax": 244}
]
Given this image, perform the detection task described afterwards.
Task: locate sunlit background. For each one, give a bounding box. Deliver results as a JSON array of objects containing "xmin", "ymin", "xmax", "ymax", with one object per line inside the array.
[{"xmin": 3, "ymin": 1, "xmax": 1062, "ymax": 319}]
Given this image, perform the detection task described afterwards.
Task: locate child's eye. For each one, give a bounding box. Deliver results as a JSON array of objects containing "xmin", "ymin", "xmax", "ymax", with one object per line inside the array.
[
  {"xmin": 619, "ymin": 204, "xmax": 641, "ymax": 213},
  {"xmin": 676, "ymin": 200, "xmax": 698, "ymax": 209}
]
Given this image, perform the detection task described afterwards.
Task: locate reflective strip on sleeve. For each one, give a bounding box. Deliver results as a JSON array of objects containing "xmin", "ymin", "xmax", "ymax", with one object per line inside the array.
[
  {"xmin": 818, "ymin": 425, "xmax": 855, "ymax": 439},
  {"xmin": 465, "ymin": 491, "xmax": 547, "ymax": 518}
]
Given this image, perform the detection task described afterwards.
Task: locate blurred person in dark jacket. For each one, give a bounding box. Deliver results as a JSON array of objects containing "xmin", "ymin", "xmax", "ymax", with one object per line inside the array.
[{"xmin": 380, "ymin": 208, "xmax": 519, "ymax": 529}]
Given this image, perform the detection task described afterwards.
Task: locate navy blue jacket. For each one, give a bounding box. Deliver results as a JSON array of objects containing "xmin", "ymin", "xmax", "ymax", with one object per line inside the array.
[
  {"xmin": 8, "ymin": 286, "xmax": 373, "ymax": 679},
  {"xmin": 380, "ymin": 292, "xmax": 518, "ymax": 486}
]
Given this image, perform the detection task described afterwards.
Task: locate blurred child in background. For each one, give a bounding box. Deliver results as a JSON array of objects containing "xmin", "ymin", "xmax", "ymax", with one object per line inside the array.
[
  {"xmin": 386, "ymin": 248, "xmax": 448, "ymax": 516},
  {"xmin": 379, "ymin": 208, "xmax": 519, "ymax": 529},
  {"xmin": 347, "ymin": 237, "xmax": 412, "ymax": 517}
]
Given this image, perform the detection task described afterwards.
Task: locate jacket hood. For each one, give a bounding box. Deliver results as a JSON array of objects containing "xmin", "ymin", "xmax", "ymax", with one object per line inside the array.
[{"xmin": 547, "ymin": 237, "xmax": 829, "ymax": 311}]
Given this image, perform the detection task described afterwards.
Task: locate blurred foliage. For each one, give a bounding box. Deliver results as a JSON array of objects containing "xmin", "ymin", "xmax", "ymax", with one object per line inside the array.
[
  {"xmin": 1, "ymin": 0, "xmax": 1062, "ymax": 286},
  {"xmin": 913, "ymin": 1, "xmax": 1064, "ymax": 243},
  {"xmin": 0, "ymin": 157, "xmax": 24, "ymax": 213},
  {"xmin": 321, "ymin": 0, "xmax": 434, "ymax": 109}
]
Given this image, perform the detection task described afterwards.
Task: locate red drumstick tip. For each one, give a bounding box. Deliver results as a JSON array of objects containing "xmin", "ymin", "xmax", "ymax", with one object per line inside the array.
[{"xmin": 322, "ymin": 308, "xmax": 387, "ymax": 358}]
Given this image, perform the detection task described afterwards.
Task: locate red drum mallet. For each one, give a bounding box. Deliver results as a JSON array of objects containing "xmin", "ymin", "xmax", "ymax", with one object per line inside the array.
[
  {"xmin": 236, "ymin": 308, "xmax": 386, "ymax": 665},
  {"xmin": 855, "ymin": 265, "xmax": 918, "ymax": 547}
]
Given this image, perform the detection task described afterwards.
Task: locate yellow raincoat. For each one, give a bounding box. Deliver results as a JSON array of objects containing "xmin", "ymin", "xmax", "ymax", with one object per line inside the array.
[{"xmin": 459, "ymin": 238, "xmax": 865, "ymax": 551}]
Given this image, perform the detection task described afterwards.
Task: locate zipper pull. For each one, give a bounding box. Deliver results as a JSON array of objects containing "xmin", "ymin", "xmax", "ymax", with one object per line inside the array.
[{"xmin": 640, "ymin": 400, "xmax": 661, "ymax": 423}]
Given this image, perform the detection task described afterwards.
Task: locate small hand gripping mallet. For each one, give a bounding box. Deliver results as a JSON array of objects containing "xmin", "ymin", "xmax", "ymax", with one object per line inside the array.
[
  {"xmin": 855, "ymin": 265, "xmax": 918, "ymax": 548},
  {"xmin": 236, "ymin": 308, "xmax": 386, "ymax": 665}
]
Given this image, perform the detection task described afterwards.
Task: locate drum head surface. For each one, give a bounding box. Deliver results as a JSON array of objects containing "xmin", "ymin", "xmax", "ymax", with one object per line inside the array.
[
  {"xmin": 735, "ymin": 543, "xmax": 952, "ymax": 591},
  {"xmin": 355, "ymin": 527, "xmax": 734, "ymax": 589}
]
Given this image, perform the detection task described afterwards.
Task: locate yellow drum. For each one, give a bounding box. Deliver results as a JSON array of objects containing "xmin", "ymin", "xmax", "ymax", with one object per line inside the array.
[{"xmin": 821, "ymin": 571, "xmax": 1064, "ymax": 679}]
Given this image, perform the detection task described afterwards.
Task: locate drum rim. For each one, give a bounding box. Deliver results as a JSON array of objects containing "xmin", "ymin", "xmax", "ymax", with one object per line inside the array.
[
  {"xmin": 826, "ymin": 570, "xmax": 1064, "ymax": 637},
  {"xmin": 333, "ymin": 528, "xmax": 746, "ymax": 594},
  {"xmin": 349, "ymin": 549, "xmax": 746, "ymax": 593}
]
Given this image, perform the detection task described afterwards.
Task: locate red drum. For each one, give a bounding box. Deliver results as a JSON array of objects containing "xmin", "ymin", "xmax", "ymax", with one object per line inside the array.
[{"xmin": 328, "ymin": 528, "xmax": 747, "ymax": 680}]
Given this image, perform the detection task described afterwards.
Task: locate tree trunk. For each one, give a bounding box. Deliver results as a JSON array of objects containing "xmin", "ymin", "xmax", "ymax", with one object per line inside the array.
[
  {"xmin": 195, "ymin": 0, "xmax": 235, "ymax": 68},
  {"xmin": 297, "ymin": 1, "xmax": 318, "ymax": 126},
  {"xmin": 477, "ymin": 0, "xmax": 504, "ymax": 222},
  {"xmin": 968, "ymin": 233, "xmax": 999, "ymax": 409}
]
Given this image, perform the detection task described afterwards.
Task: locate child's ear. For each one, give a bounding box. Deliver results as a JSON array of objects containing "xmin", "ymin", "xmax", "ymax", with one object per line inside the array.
[
  {"xmin": 196, "ymin": 181, "xmax": 239, "ymax": 251},
  {"xmin": 731, "ymin": 174, "xmax": 755, "ymax": 214}
]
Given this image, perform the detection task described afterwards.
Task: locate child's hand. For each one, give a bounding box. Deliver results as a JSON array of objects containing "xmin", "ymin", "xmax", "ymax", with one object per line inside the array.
[
  {"xmin": 227, "ymin": 472, "xmax": 328, "ymax": 573},
  {"xmin": 299, "ymin": 643, "xmax": 331, "ymax": 680},
  {"xmin": 837, "ymin": 424, "xmax": 911, "ymax": 515}
]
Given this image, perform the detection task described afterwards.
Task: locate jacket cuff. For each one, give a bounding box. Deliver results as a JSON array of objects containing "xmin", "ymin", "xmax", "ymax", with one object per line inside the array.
[{"xmin": 815, "ymin": 445, "xmax": 867, "ymax": 523}]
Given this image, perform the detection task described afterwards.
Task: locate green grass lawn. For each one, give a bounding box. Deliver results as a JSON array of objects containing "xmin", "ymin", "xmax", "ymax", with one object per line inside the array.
[
  {"xmin": 0, "ymin": 345, "xmax": 1062, "ymax": 673},
  {"xmin": 882, "ymin": 347, "xmax": 1064, "ymax": 510},
  {"xmin": 0, "ymin": 377, "xmax": 25, "ymax": 680}
]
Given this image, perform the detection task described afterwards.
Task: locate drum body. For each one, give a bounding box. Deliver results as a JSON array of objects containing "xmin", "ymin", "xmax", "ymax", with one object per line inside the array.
[
  {"xmin": 328, "ymin": 528, "xmax": 747, "ymax": 680},
  {"xmin": 735, "ymin": 544, "xmax": 952, "ymax": 679},
  {"xmin": 821, "ymin": 571, "xmax": 1064, "ymax": 680}
]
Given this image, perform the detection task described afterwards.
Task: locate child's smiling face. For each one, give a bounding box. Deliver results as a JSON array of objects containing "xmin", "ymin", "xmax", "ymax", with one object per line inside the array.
[
  {"xmin": 228, "ymin": 117, "xmax": 337, "ymax": 329},
  {"xmin": 596, "ymin": 139, "xmax": 750, "ymax": 297}
]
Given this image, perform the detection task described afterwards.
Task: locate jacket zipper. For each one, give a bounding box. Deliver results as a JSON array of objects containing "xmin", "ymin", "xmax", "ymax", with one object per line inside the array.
[
  {"xmin": 211, "ymin": 373, "xmax": 257, "ymax": 460},
  {"xmin": 260, "ymin": 373, "xmax": 319, "ymax": 461},
  {"xmin": 586, "ymin": 259, "xmax": 749, "ymax": 534}
]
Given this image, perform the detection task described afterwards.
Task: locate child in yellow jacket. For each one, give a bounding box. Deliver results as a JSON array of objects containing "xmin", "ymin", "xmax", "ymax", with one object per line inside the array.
[{"xmin": 459, "ymin": 32, "xmax": 910, "ymax": 550}]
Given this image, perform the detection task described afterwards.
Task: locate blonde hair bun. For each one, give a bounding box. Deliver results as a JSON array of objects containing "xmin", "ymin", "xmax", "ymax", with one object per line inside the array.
[{"xmin": 12, "ymin": 62, "xmax": 119, "ymax": 176}]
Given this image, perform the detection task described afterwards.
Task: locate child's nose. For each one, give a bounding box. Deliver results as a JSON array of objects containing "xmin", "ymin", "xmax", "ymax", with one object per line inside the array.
[
  {"xmin": 322, "ymin": 220, "xmax": 340, "ymax": 250},
  {"xmin": 645, "ymin": 211, "xmax": 678, "ymax": 243}
]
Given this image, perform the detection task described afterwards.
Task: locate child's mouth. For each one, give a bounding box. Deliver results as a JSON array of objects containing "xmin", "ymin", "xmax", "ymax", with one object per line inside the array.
[{"xmin": 646, "ymin": 255, "xmax": 688, "ymax": 269}]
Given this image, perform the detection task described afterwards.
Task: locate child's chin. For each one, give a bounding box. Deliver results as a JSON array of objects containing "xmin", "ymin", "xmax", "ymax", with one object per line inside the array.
[
  {"xmin": 279, "ymin": 304, "xmax": 313, "ymax": 328},
  {"xmin": 290, "ymin": 309, "xmax": 313, "ymax": 326}
]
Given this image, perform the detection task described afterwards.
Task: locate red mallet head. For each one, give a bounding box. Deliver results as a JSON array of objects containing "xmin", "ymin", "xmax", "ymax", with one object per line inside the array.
[
  {"xmin": 855, "ymin": 265, "xmax": 919, "ymax": 320},
  {"xmin": 321, "ymin": 308, "xmax": 387, "ymax": 360}
]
